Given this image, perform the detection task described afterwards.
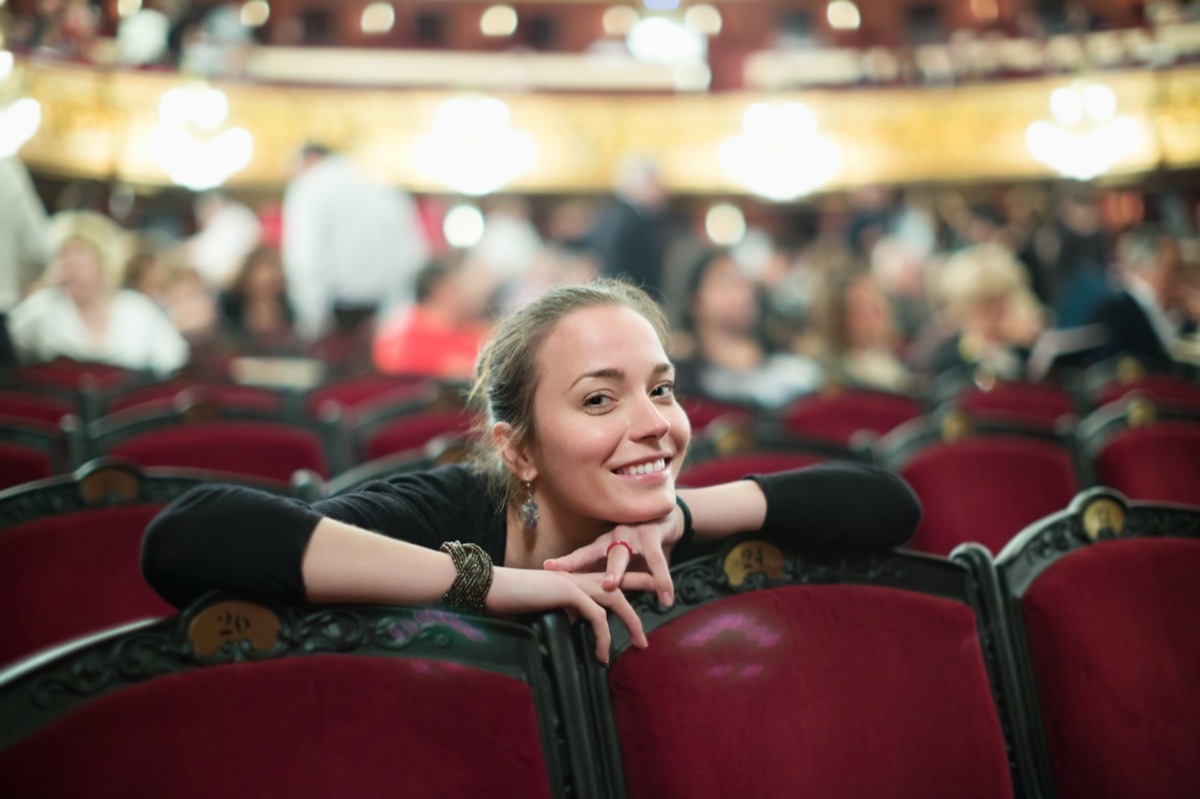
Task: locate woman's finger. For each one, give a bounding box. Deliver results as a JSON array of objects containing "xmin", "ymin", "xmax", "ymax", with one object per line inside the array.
[
  {"xmin": 591, "ymin": 582, "xmax": 648, "ymax": 650},
  {"xmin": 638, "ymin": 533, "xmax": 675, "ymax": 608},
  {"xmin": 603, "ymin": 538, "xmax": 633, "ymax": 590},
  {"xmin": 618, "ymin": 571, "xmax": 656, "ymax": 593},
  {"xmin": 568, "ymin": 589, "xmax": 612, "ymax": 663},
  {"xmin": 544, "ymin": 538, "xmax": 608, "ymax": 573}
]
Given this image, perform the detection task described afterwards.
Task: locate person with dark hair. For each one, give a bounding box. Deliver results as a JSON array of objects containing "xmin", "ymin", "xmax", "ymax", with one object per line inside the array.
[
  {"xmin": 218, "ymin": 245, "xmax": 301, "ymax": 355},
  {"xmin": 143, "ymin": 279, "xmax": 921, "ymax": 662}
]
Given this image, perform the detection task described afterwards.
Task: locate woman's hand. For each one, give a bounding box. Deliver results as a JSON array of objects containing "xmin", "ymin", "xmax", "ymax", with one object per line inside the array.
[
  {"xmin": 485, "ymin": 566, "xmax": 653, "ymax": 663},
  {"xmin": 543, "ymin": 504, "xmax": 685, "ymax": 609}
]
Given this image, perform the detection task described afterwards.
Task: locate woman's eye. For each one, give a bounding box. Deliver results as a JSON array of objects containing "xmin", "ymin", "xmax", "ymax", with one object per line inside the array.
[
  {"xmin": 651, "ymin": 382, "xmax": 675, "ymax": 398},
  {"xmin": 583, "ymin": 393, "xmax": 612, "ymax": 409}
]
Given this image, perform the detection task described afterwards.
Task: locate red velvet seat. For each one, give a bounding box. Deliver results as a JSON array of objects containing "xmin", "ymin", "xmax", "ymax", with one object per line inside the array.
[
  {"xmin": 780, "ymin": 389, "xmax": 923, "ymax": 445},
  {"xmin": 0, "ymin": 599, "xmax": 566, "ymax": 799},
  {"xmin": 303, "ymin": 374, "xmax": 431, "ymax": 418},
  {"xmin": 952, "ymin": 381, "xmax": 1077, "ymax": 430},
  {"xmin": 361, "ymin": 408, "xmax": 476, "ymax": 463},
  {"xmin": 0, "ymin": 389, "xmax": 78, "ymax": 426},
  {"xmin": 0, "ymin": 420, "xmax": 67, "ymax": 491},
  {"xmin": 1093, "ymin": 372, "xmax": 1200, "ymax": 410},
  {"xmin": 678, "ymin": 396, "xmax": 755, "ymax": 435},
  {"xmin": 1079, "ymin": 398, "xmax": 1200, "ymax": 507},
  {"xmin": 677, "ymin": 451, "xmax": 825, "ymax": 487},
  {"xmin": 0, "ymin": 459, "xmax": 291, "ymax": 666},
  {"xmin": 995, "ymin": 490, "xmax": 1200, "ymax": 799},
  {"xmin": 0, "ymin": 441, "xmax": 53, "ymax": 490},
  {"xmin": 552, "ymin": 541, "xmax": 1024, "ymax": 799},
  {"xmin": 7, "ymin": 359, "xmax": 138, "ymax": 392},
  {"xmin": 105, "ymin": 379, "xmax": 285, "ymax": 416}
]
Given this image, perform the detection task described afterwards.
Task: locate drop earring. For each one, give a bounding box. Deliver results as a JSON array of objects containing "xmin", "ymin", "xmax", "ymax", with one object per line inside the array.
[{"xmin": 522, "ymin": 480, "xmax": 539, "ymax": 530}]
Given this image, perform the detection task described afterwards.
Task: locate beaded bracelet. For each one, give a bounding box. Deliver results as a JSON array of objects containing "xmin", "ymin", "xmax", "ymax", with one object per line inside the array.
[
  {"xmin": 438, "ymin": 541, "xmax": 494, "ymax": 615},
  {"xmin": 675, "ymin": 495, "xmax": 694, "ymax": 549}
]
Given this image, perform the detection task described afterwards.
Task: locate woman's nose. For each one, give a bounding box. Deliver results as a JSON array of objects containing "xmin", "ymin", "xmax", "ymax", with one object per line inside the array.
[{"xmin": 631, "ymin": 395, "xmax": 670, "ymax": 440}]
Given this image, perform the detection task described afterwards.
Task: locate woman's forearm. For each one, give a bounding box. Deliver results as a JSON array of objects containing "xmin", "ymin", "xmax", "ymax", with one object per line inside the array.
[
  {"xmin": 301, "ymin": 517, "xmax": 457, "ymax": 604},
  {"xmin": 677, "ymin": 480, "xmax": 768, "ymax": 541}
]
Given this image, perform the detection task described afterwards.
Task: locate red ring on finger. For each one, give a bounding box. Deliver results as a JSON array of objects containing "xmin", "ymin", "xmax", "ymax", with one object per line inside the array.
[{"xmin": 606, "ymin": 540, "xmax": 634, "ymax": 558}]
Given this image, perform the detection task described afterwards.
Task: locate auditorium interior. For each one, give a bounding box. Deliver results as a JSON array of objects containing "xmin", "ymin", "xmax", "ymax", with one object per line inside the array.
[{"xmin": 1, "ymin": 0, "xmax": 1199, "ymax": 796}]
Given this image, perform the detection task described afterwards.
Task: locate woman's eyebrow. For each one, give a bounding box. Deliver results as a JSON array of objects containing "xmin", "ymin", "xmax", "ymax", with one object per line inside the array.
[{"xmin": 570, "ymin": 362, "xmax": 673, "ymax": 389}]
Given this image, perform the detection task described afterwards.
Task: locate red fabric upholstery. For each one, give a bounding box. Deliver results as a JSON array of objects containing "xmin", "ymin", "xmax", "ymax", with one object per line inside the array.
[
  {"xmin": 677, "ymin": 452, "xmax": 825, "ymax": 487},
  {"xmin": 110, "ymin": 422, "xmax": 329, "ymax": 480},
  {"xmin": 956, "ymin": 383, "xmax": 1075, "ymax": 429},
  {"xmin": 0, "ymin": 505, "xmax": 173, "ymax": 665},
  {"xmin": 13, "ymin": 360, "xmax": 133, "ymax": 390},
  {"xmin": 0, "ymin": 442, "xmax": 53, "ymax": 490},
  {"xmin": 0, "ymin": 656, "xmax": 553, "ymax": 799},
  {"xmin": 1095, "ymin": 422, "xmax": 1200, "ymax": 506},
  {"xmin": 1096, "ymin": 375, "xmax": 1200, "ymax": 410},
  {"xmin": 782, "ymin": 391, "xmax": 923, "ymax": 445},
  {"xmin": 1020, "ymin": 537, "xmax": 1200, "ymax": 799},
  {"xmin": 608, "ymin": 585, "xmax": 1013, "ymax": 799},
  {"xmin": 364, "ymin": 409, "xmax": 474, "ymax": 461},
  {"xmin": 901, "ymin": 437, "xmax": 1079, "ymax": 555},
  {"xmin": 0, "ymin": 391, "xmax": 76, "ymax": 425},
  {"xmin": 679, "ymin": 398, "xmax": 754, "ymax": 434},
  {"xmin": 108, "ymin": 381, "xmax": 283, "ymax": 414},
  {"xmin": 306, "ymin": 375, "xmax": 428, "ymax": 416}
]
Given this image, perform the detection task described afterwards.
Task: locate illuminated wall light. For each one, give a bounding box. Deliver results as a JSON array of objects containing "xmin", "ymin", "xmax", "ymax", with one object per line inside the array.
[
  {"xmin": 684, "ymin": 4, "xmax": 722, "ymax": 36},
  {"xmin": 720, "ymin": 101, "xmax": 841, "ymax": 200},
  {"xmin": 643, "ymin": 0, "xmax": 679, "ymax": 10},
  {"xmin": 444, "ymin": 204, "xmax": 486, "ymax": 249},
  {"xmin": 826, "ymin": 0, "xmax": 861, "ymax": 31},
  {"xmin": 480, "ymin": 5, "xmax": 518, "ymax": 37},
  {"xmin": 117, "ymin": 0, "xmax": 142, "ymax": 17},
  {"xmin": 672, "ymin": 62, "xmax": 711, "ymax": 92},
  {"xmin": 415, "ymin": 96, "xmax": 537, "ymax": 195},
  {"xmin": 361, "ymin": 2, "xmax": 395, "ymax": 35},
  {"xmin": 705, "ymin": 203, "xmax": 746, "ymax": 246},
  {"xmin": 0, "ymin": 50, "xmax": 13, "ymax": 81},
  {"xmin": 603, "ymin": 6, "xmax": 639, "ymax": 36},
  {"xmin": 240, "ymin": 0, "xmax": 270, "ymax": 28},
  {"xmin": 159, "ymin": 86, "xmax": 229, "ymax": 130},
  {"xmin": 1027, "ymin": 81, "xmax": 1139, "ymax": 180},
  {"xmin": 970, "ymin": 0, "xmax": 998, "ymax": 21},
  {"xmin": 147, "ymin": 126, "xmax": 254, "ymax": 191}
]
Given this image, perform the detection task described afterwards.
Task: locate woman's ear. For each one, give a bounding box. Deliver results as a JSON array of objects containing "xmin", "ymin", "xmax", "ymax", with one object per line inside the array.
[{"xmin": 492, "ymin": 422, "xmax": 537, "ymax": 482}]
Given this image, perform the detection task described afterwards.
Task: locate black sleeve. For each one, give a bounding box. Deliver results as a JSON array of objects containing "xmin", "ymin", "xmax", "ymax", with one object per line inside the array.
[
  {"xmin": 747, "ymin": 461, "xmax": 921, "ymax": 550},
  {"xmin": 141, "ymin": 465, "xmax": 501, "ymax": 609}
]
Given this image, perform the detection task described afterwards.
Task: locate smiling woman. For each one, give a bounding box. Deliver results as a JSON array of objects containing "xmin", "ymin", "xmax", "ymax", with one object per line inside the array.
[{"xmin": 142, "ymin": 278, "xmax": 922, "ymax": 662}]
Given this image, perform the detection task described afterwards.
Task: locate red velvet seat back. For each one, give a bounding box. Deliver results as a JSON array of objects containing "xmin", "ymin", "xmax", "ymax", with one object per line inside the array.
[
  {"xmin": 0, "ymin": 655, "xmax": 553, "ymax": 799},
  {"xmin": 0, "ymin": 505, "xmax": 173, "ymax": 665},
  {"xmin": 109, "ymin": 422, "xmax": 330, "ymax": 481},
  {"xmin": 1019, "ymin": 537, "xmax": 1200, "ymax": 799},
  {"xmin": 13, "ymin": 360, "xmax": 133, "ymax": 391},
  {"xmin": 679, "ymin": 398, "xmax": 754, "ymax": 434},
  {"xmin": 1094, "ymin": 422, "xmax": 1200, "ymax": 506},
  {"xmin": 0, "ymin": 442, "xmax": 53, "ymax": 491},
  {"xmin": 1096, "ymin": 374, "xmax": 1200, "ymax": 410},
  {"xmin": 956, "ymin": 383, "xmax": 1075, "ymax": 429},
  {"xmin": 364, "ymin": 409, "xmax": 475, "ymax": 461},
  {"xmin": 782, "ymin": 392, "xmax": 922, "ymax": 445},
  {"xmin": 107, "ymin": 381, "xmax": 284, "ymax": 415},
  {"xmin": 677, "ymin": 451, "xmax": 825, "ymax": 488},
  {"xmin": 0, "ymin": 392, "xmax": 76, "ymax": 425},
  {"xmin": 901, "ymin": 437, "xmax": 1079, "ymax": 555},
  {"xmin": 608, "ymin": 585, "xmax": 1013, "ymax": 799},
  {"xmin": 307, "ymin": 375, "xmax": 428, "ymax": 417}
]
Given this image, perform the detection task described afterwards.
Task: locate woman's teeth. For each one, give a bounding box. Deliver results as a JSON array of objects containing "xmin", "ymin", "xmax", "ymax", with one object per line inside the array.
[{"xmin": 618, "ymin": 458, "xmax": 666, "ymax": 476}]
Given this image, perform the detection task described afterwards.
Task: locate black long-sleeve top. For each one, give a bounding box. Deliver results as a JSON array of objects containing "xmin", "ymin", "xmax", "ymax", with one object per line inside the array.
[{"xmin": 142, "ymin": 461, "xmax": 921, "ymax": 609}]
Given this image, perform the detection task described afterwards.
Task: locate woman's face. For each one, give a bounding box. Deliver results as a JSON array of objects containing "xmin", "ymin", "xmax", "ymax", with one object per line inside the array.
[
  {"xmin": 520, "ymin": 304, "xmax": 690, "ymax": 528},
  {"xmin": 845, "ymin": 277, "xmax": 892, "ymax": 348},
  {"xmin": 692, "ymin": 257, "xmax": 757, "ymax": 331},
  {"xmin": 58, "ymin": 238, "xmax": 106, "ymax": 305}
]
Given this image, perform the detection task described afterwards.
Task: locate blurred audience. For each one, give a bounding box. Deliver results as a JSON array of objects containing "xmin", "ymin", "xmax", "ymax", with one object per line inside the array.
[
  {"xmin": 218, "ymin": 246, "xmax": 300, "ymax": 355},
  {"xmin": 674, "ymin": 249, "xmax": 821, "ymax": 409},
  {"xmin": 184, "ymin": 191, "xmax": 262, "ymax": 291},
  {"xmin": 811, "ymin": 269, "xmax": 915, "ymax": 393},
  {"xmin": 925, "ymin": 242, "xmax": 1045, "ymax": 380},
  {"xmin": 7, "ymin": 211, "xmax": 189, "ymax": 375},
  {"xmin": 372, "ymin": 256, "xmax": 494, "ymax": 379},
  {"xmin": 587, "ymin": 156, "xmax": 672, "ymax": 302},
  {"xmin": 0, "ymin": 157, "xmax": 51, "ymax": 366}
]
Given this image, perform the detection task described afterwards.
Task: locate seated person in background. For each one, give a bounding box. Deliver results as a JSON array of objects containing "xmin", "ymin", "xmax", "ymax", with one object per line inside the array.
[
  {"xmin": 122, "ymin": 249, "xmax": 171, "ymax": 309},
  {"xmin": 1088, "ymin": 227, "xmax": 1194, "ymax": 367},
  {"xmin": 219, "ymin": 245, "xmax": 301, "ymax": 356},
  {"xmin": 7, "ymin": 211, "xmax": 189, "ymax": 375},
  {"xmin": 143, "ymin": 279, "xmax": 922, "ymax": 662},
  {"xmin": 925, "ymin": 242, "xmax": 1045, "ymax": 380},
  {"xmin": 372, "ymin": 255, "xmax": 494, "ymax": 380},
  {"xmin": 674, "ymin": 249, "xmax": 822, "ymax": 409},
  {"xmin": 810, "ymin": 269, "xmax": 915, "ymax": 393}
]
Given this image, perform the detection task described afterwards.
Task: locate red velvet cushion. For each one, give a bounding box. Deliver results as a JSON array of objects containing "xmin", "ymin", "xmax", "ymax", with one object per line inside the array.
[
  {"xmin": 679, "ymin": 398, "xmax": 754, "ymax": 434},
  {"xmin": 957, "ymin": 383, "xmax": 1075, "ymax": 429},
  {"xmin": 0, "ymin": 505, "xmax": 173, "ymax": 665},
  {"xmin": 1097, "ymin": 375, "xmax": 1200, "ymax": 410},
  {"xmin": 15, "ymin": 360, "xmax": 133, "ymax": 390},
  {"xmin": 110, "ymin": 422, "xmax": 329, "ymax": 481},
  {"xmin": 609, "ymin": 585, "xmax": 1013, "ymax": 799},
  {"xmin": 108, "ymin": 382, "xmax": 284, "ymax": 414},
  {"xmin": 365, "ymin": 409, "xmax": 474, "ymax": 461},
  {"xmin": 0, "ymin": 656, "xmax": 553, "ymax": 799},
  {"xmin": 0, "ymin": 391, "xmax": 76, "ymax": 425},
  {"xmin": 307, "ymin": 376, "xmax": 428, "ymax": 416},
  {"xmin": 0, "ymin": 442, "xmax": 53, "ymax": 491},
  {"xmin": 1095, "ymin": 422, "xmax": 1200, "ymax": 506},
  {"xmin": 782, "ymin": 392, "xmax": 923, "ymax": 444},
  {"xmin": 902, "ymin": 437, "xmax": 1079, "ymax": 555},
  {"xmin": 677, "ymin": 452, "xmax": 825, "ymax": 488},
  {"xmin": 1020, "ymin": 537, "xmax": 1200, "ymax": 799}
]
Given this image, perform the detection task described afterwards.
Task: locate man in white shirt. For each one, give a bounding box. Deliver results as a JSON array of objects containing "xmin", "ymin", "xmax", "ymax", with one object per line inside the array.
[{"xmin": 282, "ymin": 144, "xmax": 430, "ymax": 341}]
